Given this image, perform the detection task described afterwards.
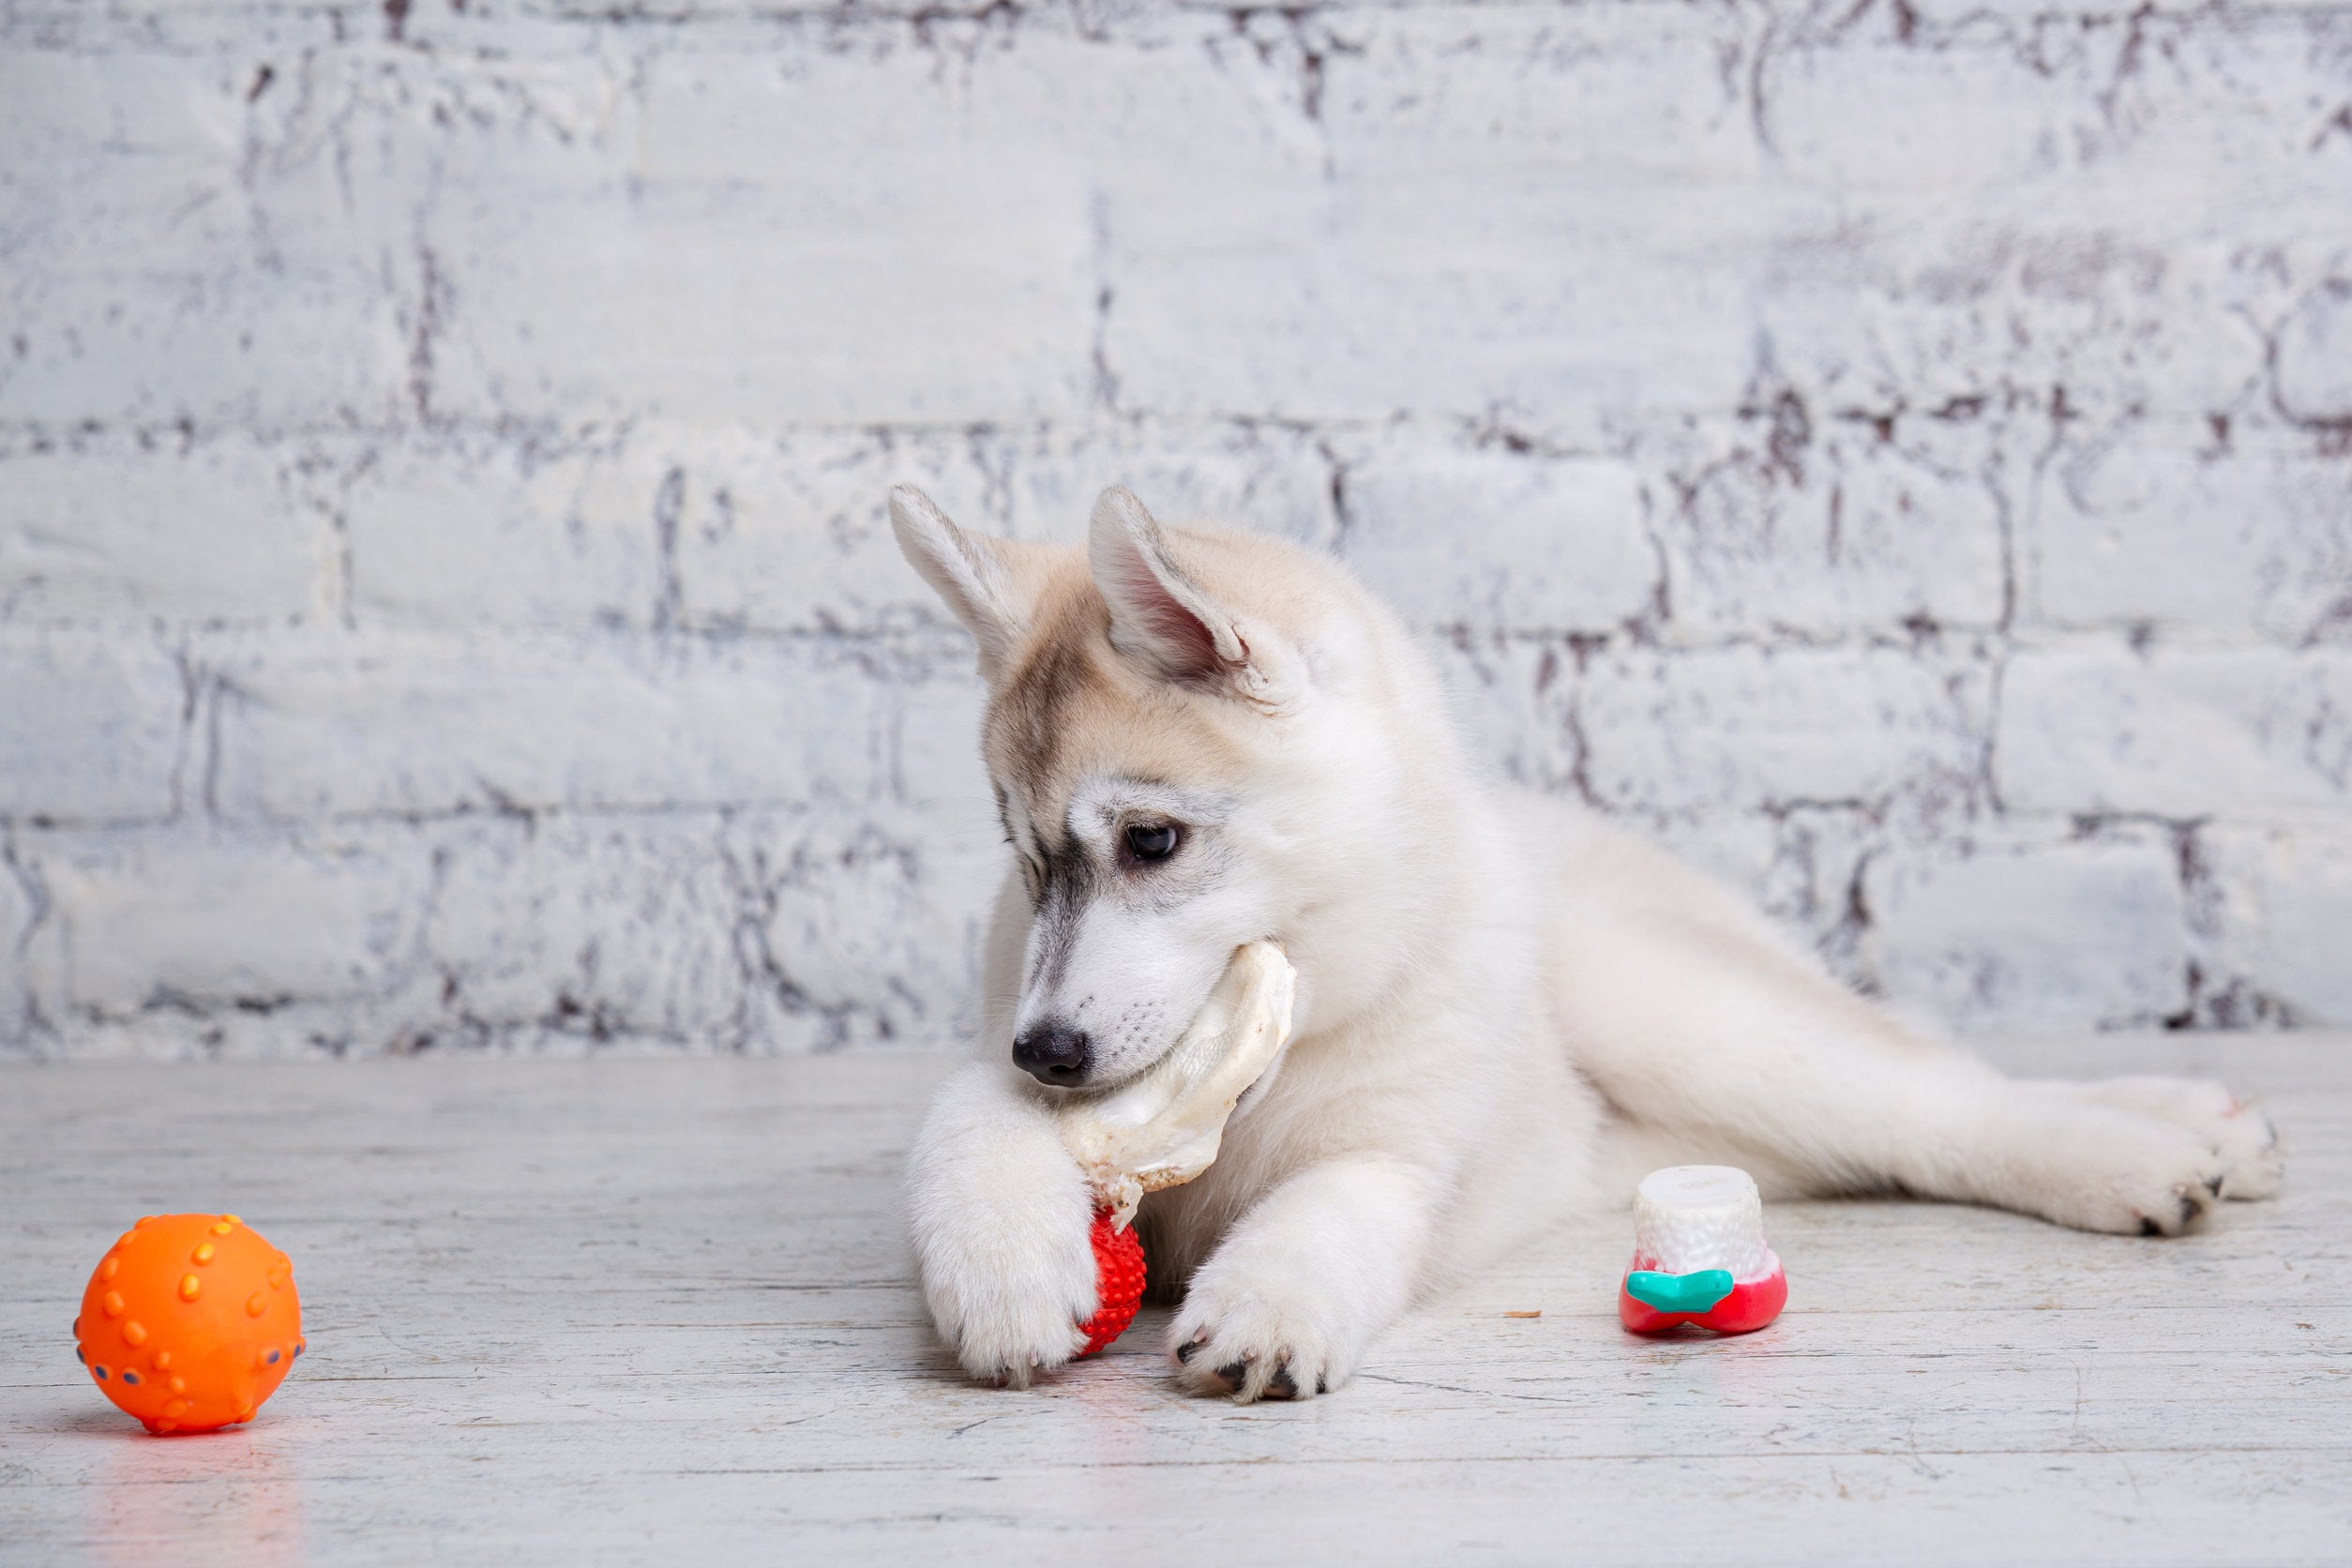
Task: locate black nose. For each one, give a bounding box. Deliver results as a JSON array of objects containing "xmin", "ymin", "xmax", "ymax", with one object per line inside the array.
[{"xmin": 1013, "ymin": 1022, "xmax": 1093, "ymax": 1086}]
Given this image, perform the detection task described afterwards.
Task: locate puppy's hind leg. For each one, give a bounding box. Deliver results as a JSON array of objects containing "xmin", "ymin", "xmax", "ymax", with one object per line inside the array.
[
  {"xmin": 2039, "ymin": 1076, "xmax": 2283, "ymax": 1200},
  {"xmin": 1564, "ymin": 921, "xmax": 2261, "ymax": 1237}
]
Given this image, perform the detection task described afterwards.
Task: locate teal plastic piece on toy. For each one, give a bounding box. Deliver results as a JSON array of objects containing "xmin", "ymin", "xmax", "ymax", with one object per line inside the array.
[{"xmin": 1625, "ymin": 1268, "xmax": 1735, "ymax": 1315}]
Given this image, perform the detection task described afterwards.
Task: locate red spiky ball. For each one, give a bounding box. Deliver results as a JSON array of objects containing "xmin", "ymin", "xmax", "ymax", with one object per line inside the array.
[{"xmin": 1077, "ymin": 1209, "xmax": 1146, "ymax": 1356}]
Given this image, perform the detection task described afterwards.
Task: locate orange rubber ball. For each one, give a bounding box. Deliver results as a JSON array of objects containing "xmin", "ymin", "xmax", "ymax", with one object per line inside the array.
[{"xmin": 74, "ymin": 1213, "xmax": 303, "ymax": 1435}]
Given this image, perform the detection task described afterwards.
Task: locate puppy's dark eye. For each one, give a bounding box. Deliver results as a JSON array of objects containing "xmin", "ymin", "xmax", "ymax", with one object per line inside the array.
[{"xmin": 1123, "ymin": 822, "xmax": 1181, "ymax": 863}]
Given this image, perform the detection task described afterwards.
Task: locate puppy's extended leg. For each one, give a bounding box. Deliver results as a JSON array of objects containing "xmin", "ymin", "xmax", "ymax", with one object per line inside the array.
[
  {"xmin": 1168, "ymin": 1155, "xmax": 1434, "ymax": 1403},
  {"xmin": 2040, "ymin": 1076, "xmax": 2283, "ymax": 1200},
  {"xmin": 906, "ymin": 1060, "xmax": 1098, "ymax": 1386},
  {"xmin": 1562, "ymin": 912, "xmax": 2282, "ymax": 1236}
]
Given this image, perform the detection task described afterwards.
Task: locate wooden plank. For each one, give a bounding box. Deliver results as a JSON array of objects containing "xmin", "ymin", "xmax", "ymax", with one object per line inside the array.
[{"xmin": 3, "ymin": 1035, "xmax": 2347, "ymax": 1564}]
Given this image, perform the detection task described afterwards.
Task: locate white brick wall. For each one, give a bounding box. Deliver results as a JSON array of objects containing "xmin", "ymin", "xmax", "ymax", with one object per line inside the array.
[
  {"xmin": 1864, "ymin": 826, "xmax": 2192, "ymax": 1033},
  {"xmin": 2, "ymin": 0, "xmax": 2348, "ymax": 1058}
]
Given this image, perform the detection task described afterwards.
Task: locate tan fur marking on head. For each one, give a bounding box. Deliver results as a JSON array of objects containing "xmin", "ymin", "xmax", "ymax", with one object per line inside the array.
[
  {"xmin": 984, "ymin": 569, "xmax": 1253, "ymax": 829},
  {"xmin": 989, "ymin": 580, "xmax": 1116, "ymax": 808}
]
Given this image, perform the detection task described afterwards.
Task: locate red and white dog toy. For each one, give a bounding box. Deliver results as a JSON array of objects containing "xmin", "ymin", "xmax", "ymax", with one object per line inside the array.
[
  {"xmin": 1619, "ymin": 1165, "xmax": 1787, "ymax": 1335},
  {"xmin": 1058, "ymin": 942, "xmax": 1297, "ymax": 1356}
]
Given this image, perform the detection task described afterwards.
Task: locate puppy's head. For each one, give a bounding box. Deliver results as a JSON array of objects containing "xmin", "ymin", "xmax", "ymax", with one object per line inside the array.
[{"xmin": 891, "ymin": 484, "xmax": 1403, "ymax": 1091}]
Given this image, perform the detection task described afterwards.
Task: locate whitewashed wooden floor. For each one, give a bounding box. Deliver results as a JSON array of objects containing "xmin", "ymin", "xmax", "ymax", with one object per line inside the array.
[{"xmin": 2, "ymin": 1033, "xmax": 2345, "ymax": 1566}]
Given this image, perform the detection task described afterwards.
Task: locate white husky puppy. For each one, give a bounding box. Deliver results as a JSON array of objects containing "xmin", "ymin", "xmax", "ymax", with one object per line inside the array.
[{"xmin": 893, "ymin": 483, "xmax": 2282, "ymax": 1404}]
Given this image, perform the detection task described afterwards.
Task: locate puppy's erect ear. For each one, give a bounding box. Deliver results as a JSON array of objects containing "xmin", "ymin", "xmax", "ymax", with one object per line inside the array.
[
  {"xmin": 890, "ymin": 485, "xmax": 1035, "ymax": 681},
  {"xmin": 1087, "ymin": 487, "xmax": 1300, "ymax": 709}
]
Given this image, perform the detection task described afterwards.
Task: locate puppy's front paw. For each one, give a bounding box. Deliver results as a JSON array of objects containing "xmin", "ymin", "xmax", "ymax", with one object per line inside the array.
[
  {"xmin": 2066, "ymin": 1076, "xmax": 2283, "ymax": 1201},
  {"xmin": 1168, "ymin": 1269, "xmax": 1356, "ymax": 1404},
  {"xmin": 919, "ymin": 1221, "xmax": 1095, "ymax": 1388},
  {"xmin": 905, "ymin": 1060, "xmax": 1104, "ymax": 1388},
  {"xmin": 2028, "ymin": 1108, "xmax": 2229, "ymax": 1237}
]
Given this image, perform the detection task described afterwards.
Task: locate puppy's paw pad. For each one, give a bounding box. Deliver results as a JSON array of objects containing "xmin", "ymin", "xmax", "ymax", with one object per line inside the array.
[
  {"xmin": 1174, "ymin": 1338, "xmax": 1323, "ymax": 1401},
  {"xmin": 953, "ymin": 1309, "xmax": 1089, "ymax": 1389},
  {"xmin": 1168, "ymin": 1281, "xmax": 1348, "ymax": 1404},
  {"xmin": 2133, "ymin": 1184, "xmax": 2216, "ymax": 1237},
  {"xmin": 920, "ymin": 1224, "xmax": 1097, "ymax": 1388},
  {"xmin": 2093, "ymin": 1123, "xmax": 2226, "ymax": 1237},
  {"xmin": 2017, "ymin": 1102, "xmax": 2239, "ymax": 1237},
  {"xmin": 2073, "ymin": 1076, "xmax": 2284, "ymax": 1202},
  {"xmin": 2208, "ymin": 1103, "xmax": 2284, "ymax": 1201}
]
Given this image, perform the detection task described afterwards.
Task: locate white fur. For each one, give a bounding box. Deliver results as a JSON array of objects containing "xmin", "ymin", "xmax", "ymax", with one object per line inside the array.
[{"xmin": 895, "ymin": 487, "xmax": 2283, "ymax": 1402}]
